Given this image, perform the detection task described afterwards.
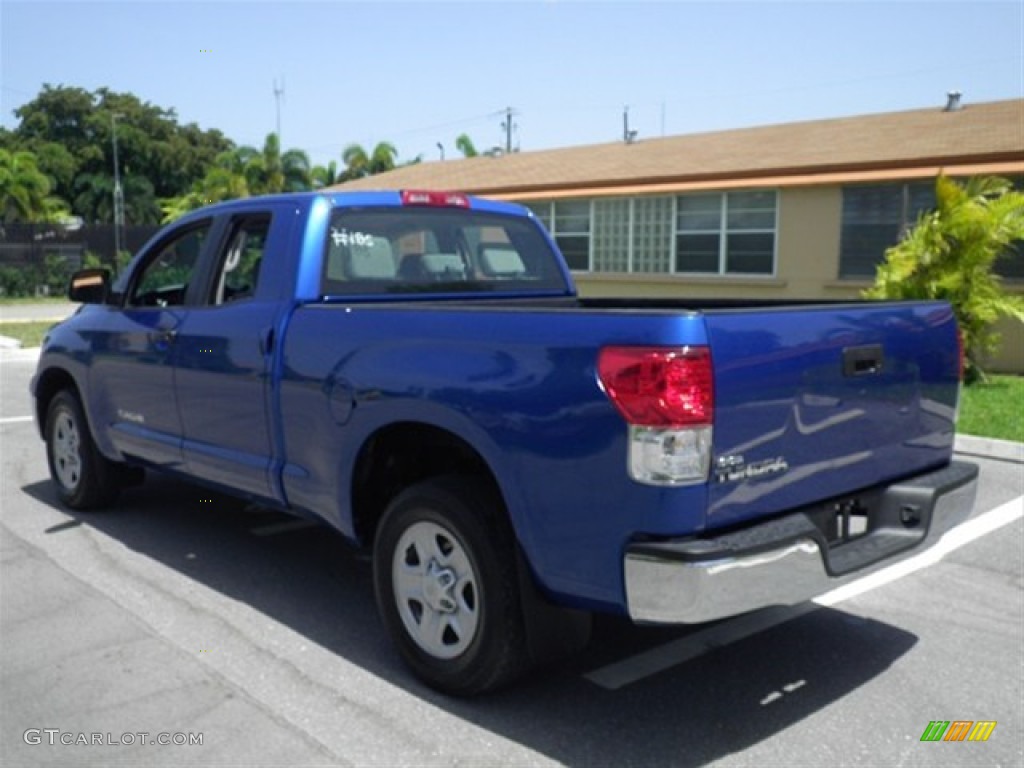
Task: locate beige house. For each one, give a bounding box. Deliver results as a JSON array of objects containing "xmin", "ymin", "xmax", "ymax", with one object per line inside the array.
[{"xmin": 332, "ymin": 98, "xmax": 1024, "ymax": 372}]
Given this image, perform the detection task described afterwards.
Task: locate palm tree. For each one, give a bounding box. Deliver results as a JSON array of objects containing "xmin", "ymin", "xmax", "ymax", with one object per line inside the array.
[
  {"xmin": 73, "ymin": 171, "xmax": 160, "ymax": 225},
  {"xmin": 280, "ymin": 146, "xmax": 311, "ymax": 192},
  {"xmin": 455, "ymin": 133, "xmax": 478, "ymax": 158},
  {"xmin": 311, "ymin": 160, "xmax": 340, "ymax": 189},
  {"xmin": 159, "ymin": 149, "xmax": 251, "ymax": 222},
  {"xmin": 233, "ymin": 134, "xmax": 310, "ymax": 194},
  {"xmin": 341, "ymin": 141, "xmax": 398, "ymax": 180},
  {"xmin": 0, "ymin": 148, "xmax": 67, "ymax": 222},
  {"xmin": 72, "ymin": 172, "xmax": 114, "ymax": 223}
]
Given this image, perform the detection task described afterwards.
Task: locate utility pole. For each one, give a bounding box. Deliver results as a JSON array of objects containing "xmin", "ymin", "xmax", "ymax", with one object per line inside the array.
[
  {"xmin": 110, "ymin": 112, "xmax": 125, "ymax": 261},
  {"xmin": 273, "ymin": 78, "xmax": 285, "ymax": 143},
  {"xmin": 623, "ymin": 105, "xmax": 637, "ymax": 144},
  {"xmin": 500, "ymin": 107, "xmax": 518, "ymax": 153}
]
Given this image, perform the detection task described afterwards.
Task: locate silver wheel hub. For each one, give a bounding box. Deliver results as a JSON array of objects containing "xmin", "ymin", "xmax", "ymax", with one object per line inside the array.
[
  {"xmin": 392, "ymin": 520, "xmax": 480, "ymax": 660},
  {"xmin": 422, "ymin": 561, "xmax": 458, "ymax": 613},
  {"xmin": 52, "ymin": 409, "xmax": 82, "ymax": 491}
]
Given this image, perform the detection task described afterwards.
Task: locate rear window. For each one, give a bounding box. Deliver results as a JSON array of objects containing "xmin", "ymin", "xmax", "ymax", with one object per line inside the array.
[{"xmin": 321, "ymin": 207, "xmax": 570, "ymax": 296}]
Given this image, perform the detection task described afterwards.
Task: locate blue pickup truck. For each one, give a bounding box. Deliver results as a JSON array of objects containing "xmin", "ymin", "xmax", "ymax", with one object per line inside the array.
[{"xmin": 33, "ymin": 190, "xmax": 978, "ymax": 694}]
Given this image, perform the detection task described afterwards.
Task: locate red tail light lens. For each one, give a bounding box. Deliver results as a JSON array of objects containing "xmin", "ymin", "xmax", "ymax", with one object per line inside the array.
[
  {"xmin": 400, "ymin": 189, "xmax": 470, "ymax": 208},
  {"xmin": 597, "ymin": 346, "xmax": 714, "ymax": 427}
]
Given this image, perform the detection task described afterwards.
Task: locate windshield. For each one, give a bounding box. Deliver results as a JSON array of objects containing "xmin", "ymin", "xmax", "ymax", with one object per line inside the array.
[{"xmin": 321, "ymin": 207, "xmax": 571, "ymax": 296}]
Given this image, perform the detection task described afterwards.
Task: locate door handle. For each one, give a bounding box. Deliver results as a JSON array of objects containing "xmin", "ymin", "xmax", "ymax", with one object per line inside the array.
[
  {"xmin": 843, "ymin": 344, "xmax": 884, "ymax": 377},
  {"xmin": 153, "ymin": 328, "xmax": 177, "ymax": 352}
]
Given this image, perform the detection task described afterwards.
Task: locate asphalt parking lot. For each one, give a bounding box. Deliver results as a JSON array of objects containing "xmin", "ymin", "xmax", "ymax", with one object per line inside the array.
[{"xmin": 1, "ymin": 346, "xmax": 1021, "ymax": 767}]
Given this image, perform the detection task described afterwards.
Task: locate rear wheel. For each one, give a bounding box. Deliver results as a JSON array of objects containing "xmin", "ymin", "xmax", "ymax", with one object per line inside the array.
[
  {"xmin": 373, "ymin": 476, "xmax": 530, "ymax": 695},
  {"xmin": 45, "ymin": 390, "xmax": 121, "ymax": 509}
]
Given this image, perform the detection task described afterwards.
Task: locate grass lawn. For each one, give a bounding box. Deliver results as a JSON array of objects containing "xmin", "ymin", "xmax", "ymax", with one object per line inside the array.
[
  {"xmin": 0, "ymin": 321, "xmax": 56, "ymax": 348},
  {"xmin": 0, "ymin": 296, "xmax": 70, "ymax": 304},
  {"xmin": 958, "ymin": 375, "xmax": 1024, "ymax": 443}
]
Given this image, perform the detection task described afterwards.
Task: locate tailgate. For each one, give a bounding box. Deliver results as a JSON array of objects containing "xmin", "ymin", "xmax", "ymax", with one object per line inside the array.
[{"xmin": 703, "ymin": 301, "xmax": 960, "ymax": 530}]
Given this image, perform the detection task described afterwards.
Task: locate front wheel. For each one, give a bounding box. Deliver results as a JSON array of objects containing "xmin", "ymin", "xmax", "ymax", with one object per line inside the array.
[
  {"xmin": 373, "ymin": 476, "xmax": 530, "ymax": 695},
  {"xmin": 45, "ymin": 390, "xmax": 121, "ymax": 509}
]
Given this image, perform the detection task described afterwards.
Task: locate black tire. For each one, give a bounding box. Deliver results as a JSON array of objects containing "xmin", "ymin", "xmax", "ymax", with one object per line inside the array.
[
  {"xmin": 45, "ymin": 390, "xmax": 121, "ymax": 510},
  {"xmin": 373, "ymin": 475, "xmax": 530, "ymax": 695}
]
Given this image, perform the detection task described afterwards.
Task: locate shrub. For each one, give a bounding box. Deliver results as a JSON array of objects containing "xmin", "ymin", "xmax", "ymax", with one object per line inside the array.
[{"xmin": 864, "ymin": 175, "xmax": 1024, "ymax": 382}]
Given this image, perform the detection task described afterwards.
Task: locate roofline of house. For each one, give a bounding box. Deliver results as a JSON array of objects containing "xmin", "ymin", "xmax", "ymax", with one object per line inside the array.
[{"xmin": 468, "ymin": 155, "xmax": 1024, "ymax": 201}]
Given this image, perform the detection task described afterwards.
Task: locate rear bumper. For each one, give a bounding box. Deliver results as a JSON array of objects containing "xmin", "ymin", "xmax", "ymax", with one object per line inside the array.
[{"xmin": 624, "ymin": 460, "xmax": 979, "ymax": 624}]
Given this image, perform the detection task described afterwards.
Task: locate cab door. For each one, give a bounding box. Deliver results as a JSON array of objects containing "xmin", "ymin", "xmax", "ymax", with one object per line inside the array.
[{"xmin": 87, "ymin": 220, "xmax": 215, "ymax": 469}]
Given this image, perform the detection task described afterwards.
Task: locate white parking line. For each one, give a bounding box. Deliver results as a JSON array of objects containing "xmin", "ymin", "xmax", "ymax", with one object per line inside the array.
[
  {"xmin": 0, "ymin": 415, "xmax": 34, "ymax": 425},
  {"xmin": 585, "ymin": 495, "xmax": 1024, "ymax": 690},
  {"xmin": 249, "ymin": 519, "xmax": 319, "ymax": 537}
]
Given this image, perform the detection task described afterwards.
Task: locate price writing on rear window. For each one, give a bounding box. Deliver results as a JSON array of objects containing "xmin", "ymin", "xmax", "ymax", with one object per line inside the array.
[{"xmin": 330, "ymin": 228, "xmax": 375, "ymax": 247}]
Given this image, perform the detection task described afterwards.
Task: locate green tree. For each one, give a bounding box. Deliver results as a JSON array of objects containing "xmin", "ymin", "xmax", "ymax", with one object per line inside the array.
[
  {"xmin": 159, "ymin": 150, "xmax": 252, "ymax": 222},
  {"xmin": 252, "ymin": 133, "xmax": 310, "ymax": 193},
  {"xmin": 0, "ymin": 148, "xmax": 68, "ymax": 222},
  {"xmin": 10, "ymin": 84, "xmax": 233, "ymax": 224},
  {"xmin": 311, "ymin": 160, "xmax": 341, "ymax": 189},
  {"xmin": 864, "ymin": 174, "xmax": 1024, "ymax": 381},
  {"xmin": 158, "ymin": 133, "xmax": 313, "ymax": 221},
  {"xmin": 72, "ymin": 171, "xmax": 160, "ymax": 225},
  {"xmin": 455, "ymin": 133, "xmax": 478, "ymax": 158},
  {"xmin": 341, "ymin": 141, "xmax": 398, "ymax": 180}
]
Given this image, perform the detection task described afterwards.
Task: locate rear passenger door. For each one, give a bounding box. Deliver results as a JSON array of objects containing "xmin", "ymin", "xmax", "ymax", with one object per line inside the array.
[{"xmin": 172, "ymin": 211, "xmax": 284, "ymax": 502}]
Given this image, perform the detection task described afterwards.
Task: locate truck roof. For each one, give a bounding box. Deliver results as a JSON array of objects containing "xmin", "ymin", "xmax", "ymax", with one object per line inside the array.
[{"xmin": 172, "ymin": 190, "xmax": 533, "ymax": 224}]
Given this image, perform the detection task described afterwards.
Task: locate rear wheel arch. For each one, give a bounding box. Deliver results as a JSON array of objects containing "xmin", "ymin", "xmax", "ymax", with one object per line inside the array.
[
  {"xmin": 353, "ymin": 423, "xmax": 593, "ymax": 693},
  {"xmin": 372, "ymin": 474, "xmax": 530, "ymax": 694},
  {"xmin": 350, "ymin": 421, "xmax": 509, "ymax": 548}
]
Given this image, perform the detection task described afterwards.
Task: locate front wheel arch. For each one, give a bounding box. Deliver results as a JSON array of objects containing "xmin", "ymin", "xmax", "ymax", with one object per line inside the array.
[{"xmin": 44, "ymin": 389, "xmax": 122, "ymax": 510}]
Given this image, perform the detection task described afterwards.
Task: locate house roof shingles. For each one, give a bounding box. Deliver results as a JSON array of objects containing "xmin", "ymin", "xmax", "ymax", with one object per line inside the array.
[{"xmin": 330, "ymin": 99, "xmax": 1024, "ymax": 198}]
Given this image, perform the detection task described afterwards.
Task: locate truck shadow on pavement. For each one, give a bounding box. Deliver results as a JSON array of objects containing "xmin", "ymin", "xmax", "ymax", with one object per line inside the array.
[{"xmin": 23, "ymin": 475, "xmax": 919, "ymax": 767}]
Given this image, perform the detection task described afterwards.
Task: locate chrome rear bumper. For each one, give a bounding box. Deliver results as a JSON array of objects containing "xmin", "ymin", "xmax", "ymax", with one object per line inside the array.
[{"xmin": 624, "ymin": 461, "xmax": 979, "ymax": 624}]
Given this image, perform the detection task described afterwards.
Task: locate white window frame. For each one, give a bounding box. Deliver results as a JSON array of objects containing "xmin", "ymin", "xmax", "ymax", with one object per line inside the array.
[
  {"xmin": 527, "ymin": 200, "xmax": 593, "ymax": 272},
  {"xmin": 674, "ymin": 190, "xmax": 779, "ymax": 277},
  {"xmin": 529, "ymin": 189, "xmax": 778, "ymax": 277}
]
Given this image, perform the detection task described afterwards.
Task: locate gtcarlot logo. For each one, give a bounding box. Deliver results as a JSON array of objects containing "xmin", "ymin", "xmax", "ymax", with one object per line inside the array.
[
  {"xmin": 23, "ymin": 729, "xmax": 203, "ymax": 747},
  {"xmin": 920, "ymin": 720, "xmax": 997, "ymax": 742}
]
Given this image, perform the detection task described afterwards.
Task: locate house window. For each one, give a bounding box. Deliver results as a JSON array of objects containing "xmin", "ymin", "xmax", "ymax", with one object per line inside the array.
[
  {"xmin": 997, "ymin": 177, "xmax": 1024, "ymax": 280},
  {"xmin": 592, "ymin": 198, "xmax": 630, "ymax": 272},
  {"xmin": 632, "ymin": 196, "xmax": 673, "ymax": 273},
  {"xmin": 526, "ymin": 200, "xmax": 591, "ymax": 271},
  {"xmin": 675, "ymin": 191, "xmax": 776, "ymax": 275},
  {"xmin": 999, "ymin": 241, "xmax": 1024, "ymax": 280},
  {"xmin": 839, "ymin": 182, "xmax": 935, "ymax": 279},
  {"xmin": 553, "ymin": 200, "xmax": 591, "ymax": 271}
]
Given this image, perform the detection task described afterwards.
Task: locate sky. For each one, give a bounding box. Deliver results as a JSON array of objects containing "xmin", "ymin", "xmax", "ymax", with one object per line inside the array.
[{"xmin": 2, "ymin": 1, "xmax": 1022, "ymax": 169}]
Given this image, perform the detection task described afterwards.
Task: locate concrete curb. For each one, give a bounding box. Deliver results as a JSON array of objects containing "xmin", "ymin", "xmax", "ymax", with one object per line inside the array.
[
  {"xmin": 954, "ymin": 434, "xmax": 1024, "ymax": 464},
  {"xmin": 0, "ymin": 346, "xmax": 41, "ymax": 363}
]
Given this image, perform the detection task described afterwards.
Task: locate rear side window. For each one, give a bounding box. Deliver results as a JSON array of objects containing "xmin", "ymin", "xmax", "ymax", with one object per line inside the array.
[
  {"xmin": 321, "ymin": 208, "xmax": 569, "ymax": 296},
  {"xmin": 209, "ymin": 215, "xmax": 270, "ymax": 305}
]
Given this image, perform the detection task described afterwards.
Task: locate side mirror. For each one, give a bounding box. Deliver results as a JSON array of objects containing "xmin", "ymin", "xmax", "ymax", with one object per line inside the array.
[{"xmin": 68, "ymin": 268, "xmax": 110, "ymax": 304}]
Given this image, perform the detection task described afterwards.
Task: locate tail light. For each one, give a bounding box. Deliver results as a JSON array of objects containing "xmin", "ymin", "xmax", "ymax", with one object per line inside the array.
[{"xmin": 597, "ymin": 346, "xmax": 714, "ymax": 486}]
